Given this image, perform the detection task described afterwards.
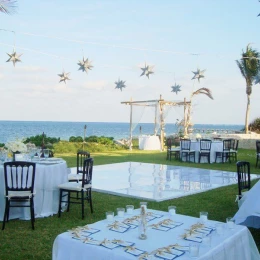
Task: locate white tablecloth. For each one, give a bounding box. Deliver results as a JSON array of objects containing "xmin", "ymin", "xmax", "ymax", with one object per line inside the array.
[
  {"xmin": 139, "ymin": 135, "xmax": 161, "ymax": 150},
  {"xmin": 0, "ymin": 160, "xmax": 68, "ymax": 220},
  {"xmin": 181, "ymin": 141, "xmax": 223, "ymax": 163},
  {"xmin": 233, "ymin": 179, "xmax": 260, "ymax": 228},
  {"xmin": 52, "ymin": 209, "xmax": 259, "ymax": 260}
]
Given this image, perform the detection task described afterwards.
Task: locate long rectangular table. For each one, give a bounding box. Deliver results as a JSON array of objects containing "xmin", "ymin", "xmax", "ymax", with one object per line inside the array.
[
  {"xmin": 0, "ymin": 159, "xmax": 68, "ymax": 220},
  {"xmin": 52, "ymin": 209, "xmax": 259, "ymax": 260}
]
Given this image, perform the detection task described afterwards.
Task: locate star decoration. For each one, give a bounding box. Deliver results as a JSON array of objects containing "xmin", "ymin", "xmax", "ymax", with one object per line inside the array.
[
  {"xmin": 192, "ymin": 68, "xmax": 206, "ymax": 82},
  {"xmin": 140, "ymin": 63, "xmax": 154, "ymax": 79},
  {"xmin": 254, "ymin": 72, "xmax": 260, "ymax": 84},
  {"xmin": 115, "ymin": 78, "xmax": 126, "ymax": 91},
  {"xmin": 77, "ymin": 57, "xmax": 93, "ymax": 73},
  {"xmin": 6, "ymin": 49, "xmax": 22, "ymax": 66},
  {"xmin": 171, "ymin": 83, "xmax": 182, "ymax": 94},
  {"xmin": 58, "ymin": 70, "xmax": 70, "ymax": 84}
]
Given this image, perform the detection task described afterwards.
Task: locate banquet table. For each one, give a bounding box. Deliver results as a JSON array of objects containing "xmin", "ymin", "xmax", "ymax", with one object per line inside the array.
[
  {"xmin": 139, "ymin": 135, "xmax": 161, "ymax": 150},
  {"xmin": 0, "ymin": 158, "xmax": 68, "ymax": 220},
  {"xmin": 233, "ymin": 179, "xmax": 260, "ymax": 229},
  {"xmin": 52, "ymin": 209, "xmax": 259, "ymax": 260},
  {"xmin": 181, "ymin": 141, "xmax": 223, "ymax": 163}
]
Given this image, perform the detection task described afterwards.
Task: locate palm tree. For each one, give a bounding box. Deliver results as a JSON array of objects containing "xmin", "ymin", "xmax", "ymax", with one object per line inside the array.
[
  {"xmin": 236, "ymin": 44, "xmax": 260, "ymax": 134},
  {"xmin": 0, "ymin": 0, "xmax": 17, "ymax": 15},
  {"xmin": 184, "ymin": 88, "xmax": 213, "ymax": 135}
]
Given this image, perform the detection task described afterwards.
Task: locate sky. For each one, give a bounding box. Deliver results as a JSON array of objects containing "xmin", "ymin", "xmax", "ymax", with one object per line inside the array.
[{"xmin": 0, "ymin": 0, "xmax": 260, "ymax": 125}]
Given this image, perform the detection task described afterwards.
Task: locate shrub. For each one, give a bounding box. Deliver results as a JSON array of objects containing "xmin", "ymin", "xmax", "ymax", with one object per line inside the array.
[
  {"xmin": 25, "ymin": 134, "xmax": 60, "ymax": 147},
  {"xmin": 248, "ymin": 118, "xmax": 260, "ymax": 133}
]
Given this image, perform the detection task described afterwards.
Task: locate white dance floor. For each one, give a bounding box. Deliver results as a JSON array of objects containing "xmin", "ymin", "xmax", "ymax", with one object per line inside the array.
[{"xmin": 87, "ymin": 162, "xmax": 259, "ymax": 202}]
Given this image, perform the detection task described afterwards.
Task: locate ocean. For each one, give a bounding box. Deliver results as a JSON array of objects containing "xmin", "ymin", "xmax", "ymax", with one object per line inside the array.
[{"xmin": 0, "ymin": 120, "xmax": 244, "ymax": 144}]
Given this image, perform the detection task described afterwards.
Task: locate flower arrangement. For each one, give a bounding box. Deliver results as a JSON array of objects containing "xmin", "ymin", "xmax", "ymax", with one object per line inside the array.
[
  {"xmin": 196, "ymin": 133, "xmax": 202, "ymax": 139},
  {"xmin": 5, "ymin": 139, "xmax": 27, "ymax": 153}
]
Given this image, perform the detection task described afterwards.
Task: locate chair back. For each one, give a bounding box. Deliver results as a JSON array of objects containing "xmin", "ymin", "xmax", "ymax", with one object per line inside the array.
[
  {"xmin": 181, "ymin": 139, "xmax": 191, "ymax": 151},
  {"xmin": 256, "ymin": 140, "xmax": 260, "ymax": 154},
  {"xmin": 231, "ymin": 139, "xmax": 239, "ymax": 151},
  {"xmin": 82, "ymin": 158, "xmax": 93, "ymax": 187},
  {"xmin": 166, "ymin": 138, "xmax": 172, "ymax": 150},
  {"xmin": 236, "ymin": 161, "xmax": 251, "ymax": 196},
  {"xmin": 200, "ymin": 139, "xmax": 212, "ymax": 152},
  {"xmin": 77, "ymin": 151, "xmax": 90, "ymax": 174},
  {"xmin": 223, "ymin": 139, "xmax": 232, "ymax": 152},
  {"xmin": 4, "ymin": 161, "xmax": 36, "ymax": 195}
]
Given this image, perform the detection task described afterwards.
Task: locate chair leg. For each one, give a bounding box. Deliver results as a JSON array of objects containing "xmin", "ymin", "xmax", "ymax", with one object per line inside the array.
[
  {"xmin": 2, "ymin": 199, "xmax": 9, "ymax": 230},
  {"xmin": 58, "ymin": 190, "xmax": 62, "ymax": 217},
  {"xmin": 30, "ymin": 198, "xmax": 35, "ymax": 230},
  {"xmin": 88, "ymin": 189, "xmax": 93, "ymax": 213},
  {"xmin": 81, "ymin": 190, "xmax": 84, "ymax": 219},
  {"xmin": 67, "ymin": 192, "xmax": 71, "ymax": 212}
]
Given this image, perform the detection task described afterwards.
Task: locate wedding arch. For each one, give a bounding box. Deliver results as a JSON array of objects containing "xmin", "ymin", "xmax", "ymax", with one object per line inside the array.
[{"xmin": 121, "ymin": 95, "xmax": 190, "ymax": 151}]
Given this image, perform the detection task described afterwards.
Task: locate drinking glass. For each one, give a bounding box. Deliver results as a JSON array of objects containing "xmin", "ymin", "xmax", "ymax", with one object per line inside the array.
[
  {"xmin": 200, "ymin": 211, "xmax": 208, "ymax": 223},
  {"xmin": 106, "ymin": 211, "xmax": 114, "ymax": 222},
  {"xmin": 126, "ymin": 205, "xmax": 134, "ymax": 215},
  {"xmin": 168, "ymin": 206, "xmax": 176, "ymax": 216},
  {"xmin": 226, "ymin": 217, "xmax": 235, "ymax": 229},
  {"xmin": 117, "ymin": 208, "xmax": 125, "ymax": 218},
  {"xmin": 43, "ymin": 149, "xmax": 49, "ymax": 159},
  {"xmin": 189, "ymin": 243, "xmax": 200, "ymax": 258}
]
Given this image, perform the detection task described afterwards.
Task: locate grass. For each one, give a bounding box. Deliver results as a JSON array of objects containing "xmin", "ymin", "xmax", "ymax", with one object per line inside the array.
[{"xmin": 0, "ymin": 148, "xmax": 260, "ymax": 259}]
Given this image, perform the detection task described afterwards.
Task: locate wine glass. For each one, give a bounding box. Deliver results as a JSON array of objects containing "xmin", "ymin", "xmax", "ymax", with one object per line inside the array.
[{"xmin": 43, "ymin": 149, "xmax": 49, "ymax": 159}]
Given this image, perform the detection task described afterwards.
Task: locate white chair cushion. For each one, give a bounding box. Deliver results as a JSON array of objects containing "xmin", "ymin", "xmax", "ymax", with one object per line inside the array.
[
  {"xmin": 68, "ymin": 173, "xmax": 83, "ymax": 181},
  {"xmin": 58, "ymin": 182, "xmax": 91, "ymax": 191},
  {"xmin": 169, "ymin": 147, "xmax": 180, "ymax": 152},
  {"xmin": 7, "ymin": 191, "xmax": 34, "ymax": 199}
]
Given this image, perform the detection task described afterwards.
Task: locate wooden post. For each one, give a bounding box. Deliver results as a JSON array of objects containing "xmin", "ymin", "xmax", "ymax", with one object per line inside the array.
[
  {"xmin": 83, "ymin": 125, "xmax": 87, "ymax": 151},
  {"xmin": 159, "ymin": 95, "xmax": 164, "ymax": 151},
  {"xmin": 183, "ymin": 98, "xmax": 187, "ymax": 136},
  {"xmin": 129, "ymin": 97, "xmax": 133, "ymax": 150}
]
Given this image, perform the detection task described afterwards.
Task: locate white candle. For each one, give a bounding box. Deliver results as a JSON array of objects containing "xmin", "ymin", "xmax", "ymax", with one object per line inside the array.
[{"xmin": 127, "ymin": 208, "xmax": 133, "ymax": 214}]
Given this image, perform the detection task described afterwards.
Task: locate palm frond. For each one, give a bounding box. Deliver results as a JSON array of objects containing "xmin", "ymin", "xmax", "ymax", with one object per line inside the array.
[
  {"xmin": 191, "ymin": 87, "xmax": 214, "ymax": 100},
  {"xmin": 0, "ymin": 0, "xmax": 17, "ymax": 15}
]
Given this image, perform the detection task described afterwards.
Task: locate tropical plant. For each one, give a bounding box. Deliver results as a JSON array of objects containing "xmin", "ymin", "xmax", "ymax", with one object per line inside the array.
[
  {"xmin": 248, "ymin": 117, "xmax": 260, "ymax": 133},
  {"xmin": 184, "ymin": 88, "xmax": 213, "ymax": 135},
  {"xmin": 0, "ymin": 0, "xmax": 17, "ymax": 14},
  {"xmin": 236, "ymin": 44, "xmax": 260, "ymax": 134}
]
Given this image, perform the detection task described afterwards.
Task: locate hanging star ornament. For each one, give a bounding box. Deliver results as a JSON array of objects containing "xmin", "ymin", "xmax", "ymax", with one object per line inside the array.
[
  {"xmin": 140, "ymin": 63, "xmax": 154, "ymax": 79},
  {"xmin": 191, "ymin": 68, "xmax": 206, "ymax": 82},
  {"xmin": 77, "ymin": 57, "xmax": 93, "ymax": 73},
  {"xmin": 115, "ymin": 78, "xmax": 126, "ymax": 91},
  {"xmin": 171, "ymin": 83, "xmax": 182, "ymax": 94},
  {"xmin": 58, "ymin": 70, "xmax": 70, "ymax": 84},
  {"xmin": 6, "ymin": 49, "xmax": 22, "ymax": 67}
]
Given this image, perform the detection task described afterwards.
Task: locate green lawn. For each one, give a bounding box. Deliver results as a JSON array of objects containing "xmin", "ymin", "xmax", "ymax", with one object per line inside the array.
[{"xmin": 0, "ymin": 148, "xmax": 260, "ymax": 259}]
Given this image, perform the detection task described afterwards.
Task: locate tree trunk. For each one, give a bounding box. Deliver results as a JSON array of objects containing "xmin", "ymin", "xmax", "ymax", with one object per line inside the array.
[{"xmin": 245, "ymin": 94, "xmax": 251, "ymax": 134}]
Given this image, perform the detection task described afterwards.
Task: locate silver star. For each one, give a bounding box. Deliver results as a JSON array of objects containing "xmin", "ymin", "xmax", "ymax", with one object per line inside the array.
[
  {"xmin": 192, "ymin": 68, "xmax": 206, "ymax": 82},
  {"xmin": 140, "ymin": 63, "xmax": 154, "ymax": 79},
  {"xmin": 6, "ymin": 49, "xmax": 22, "ymax": 67},
  {"xmin": 171, "ymin": 83, "xmax": 182, "ymax": 94},
  {"xmin": 58, "ymin": 70, "xmax": 70, "ymax": 84},
  {"xmin": 78, "ymin": 57, "xmax": 93, "ymax": 73},
  {"xmin": 254, "ymin": 72, "xmax": 260, "ymax": 84},
  {"xmin": 115, "ymin": 78, "xmax": 126, "ymax": 91}
]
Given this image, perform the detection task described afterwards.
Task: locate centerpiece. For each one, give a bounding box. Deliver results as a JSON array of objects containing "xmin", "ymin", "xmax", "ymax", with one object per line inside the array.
[{"xmin": 5, "ymin": 139, "xmax": 27, "ymax": 161}]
